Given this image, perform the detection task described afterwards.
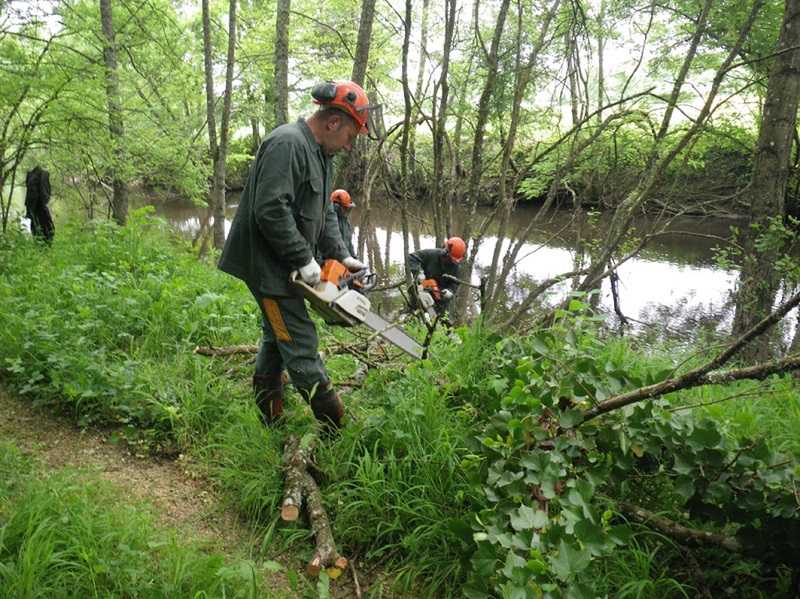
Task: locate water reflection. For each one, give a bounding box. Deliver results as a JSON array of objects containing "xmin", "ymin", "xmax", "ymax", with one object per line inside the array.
[{"xmin": 134, "ymin": 192, "xmax": 747, "ymax": 341}]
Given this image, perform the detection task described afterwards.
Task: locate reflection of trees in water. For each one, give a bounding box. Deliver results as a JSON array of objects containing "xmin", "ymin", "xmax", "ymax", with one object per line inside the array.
[
  {"xmin": 635, "ymin": 292, "xmax": 735, "ymax": 349},
  {"xmin": 142, "ymin": 193, "xmax": 746, "ymax": 333}
]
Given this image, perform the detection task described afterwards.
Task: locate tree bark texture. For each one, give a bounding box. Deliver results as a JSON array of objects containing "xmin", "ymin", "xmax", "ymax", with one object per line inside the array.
[
  {"xmin": 273, "ymin": 0, "xmax": 290, "ymax": 127},
  {"xmin": 302, "ymin": 471, "xmax": 348, "ymax": 576},
  {"xmin": 731, "ymin": 0, "xmax": 800, "ymax": 362},
  {"xmin": 220, "ymin": 0, "xmax": 237, "ymax": 250},
  {"xmin": 454, "ymin": 0, "xmax": 511, "ymax": 320},
  {"xmin": 99, "ymin": 0, "xmax": 128, "ymax": 227}
]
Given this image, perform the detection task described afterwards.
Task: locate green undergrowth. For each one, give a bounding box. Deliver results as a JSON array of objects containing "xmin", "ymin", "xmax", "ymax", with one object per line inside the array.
[
  {"xmin": 0, "ymin": 441, "xmax": 267, "ymax": 598},
  {"xmin": 1, "ymin": 214, "xmax": 799, "ymax": 597}
]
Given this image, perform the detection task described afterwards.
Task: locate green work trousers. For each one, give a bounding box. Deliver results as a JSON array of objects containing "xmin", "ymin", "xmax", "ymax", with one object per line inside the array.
[{"xmin": 249, "ymin": 287, "xmax": 328, "ymax": 389}]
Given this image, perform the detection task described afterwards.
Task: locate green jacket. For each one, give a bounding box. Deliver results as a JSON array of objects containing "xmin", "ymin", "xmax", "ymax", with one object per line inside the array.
[
  {"xmin": 218, "ymin": 119, "xmax": 349, "ymax": 296},
  {"xmin": 337, "ymin": 213, "xmax": 355, "ymax": 258},
  {"xmin": 408, "ymin": 248, "xmax": 460, "ymax": 296}
]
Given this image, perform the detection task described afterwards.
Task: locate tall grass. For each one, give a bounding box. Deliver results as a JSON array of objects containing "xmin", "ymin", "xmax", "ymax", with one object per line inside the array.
[
  {"xmin": 0, "ymin": 211, "xmax": 256, "ymax": 437},
  {"xmin": 0, "ymin": 441, "xmax": 268, "ymax": 598}
]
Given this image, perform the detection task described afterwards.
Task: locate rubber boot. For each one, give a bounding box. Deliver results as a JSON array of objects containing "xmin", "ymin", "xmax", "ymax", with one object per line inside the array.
[
  {"xmin": 253, "ymin": 372, "xmax": 284, "ymax": 425},
  {"xmin": 299, "ymin": 380, "xmax": 344, "ymax": 430}
]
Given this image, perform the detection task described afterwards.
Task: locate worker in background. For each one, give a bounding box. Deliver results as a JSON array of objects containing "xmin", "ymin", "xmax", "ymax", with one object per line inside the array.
[
  {"xmin": 218, "ymin": 80, "xmax": 383, "ymax": 430},
  {"xmin": 25, "ymin": 165, "xmax": 54, "ymax": 244},
  {"xmin": 407, "ymin": 237, "xmax": 466, "ymax": 317},
  {"xmin": 331, "ymin": 189, "xmax": 357, "ymax": 258}
]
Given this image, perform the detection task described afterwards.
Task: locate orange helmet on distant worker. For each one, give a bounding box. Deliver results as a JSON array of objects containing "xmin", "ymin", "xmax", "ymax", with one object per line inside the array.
[
  {"xmin": 445, "ymin": 237, "xmax": 466, "ymax": 263},
  {"xmin": 311, "ymin": 80, "xmax": 386, "ymax": 140},
  {"xmin": 331, "ymin": 189, "xmax": 354, "ymax": 209}
]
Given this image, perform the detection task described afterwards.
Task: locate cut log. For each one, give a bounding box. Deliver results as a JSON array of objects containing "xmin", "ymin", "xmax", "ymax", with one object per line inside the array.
[
  {"xmin": 281, "ymin": 435, "xmax": 313, "ymax": 522},
  {"xmin": 280, "ymin": 433, "xmax": 347, "ymax": 577},
  {"xmin": 302, "ymin": 471, "xmax": 347, "ymax": 576}
]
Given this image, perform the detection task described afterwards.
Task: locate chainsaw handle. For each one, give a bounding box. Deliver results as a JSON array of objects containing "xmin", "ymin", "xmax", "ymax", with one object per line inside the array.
[
  {"xmin": 337, "ymin": 269, "xmax": 367, "ymax": 290},
  {"xmin": 361, "ymin": 273, "xmax": 379, "ymax": 292}
]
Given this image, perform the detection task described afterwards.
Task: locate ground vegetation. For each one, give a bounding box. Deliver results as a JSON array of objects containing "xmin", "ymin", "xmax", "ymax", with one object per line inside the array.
[{"xmin": 0, "ymin": 214, "xmax": 798, "ymax": 597}]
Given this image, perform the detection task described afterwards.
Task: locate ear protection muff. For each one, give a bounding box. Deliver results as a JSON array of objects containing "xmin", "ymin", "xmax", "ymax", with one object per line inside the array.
[{"xmin": 311, "ymin": 81, "xmax": 338, "ymax": 103}]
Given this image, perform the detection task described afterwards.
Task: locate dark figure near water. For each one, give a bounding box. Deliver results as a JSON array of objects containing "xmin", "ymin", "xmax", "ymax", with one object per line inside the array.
[{"xmin": 25, "ymin": 166, "xmax": 54, "ymax": 244}]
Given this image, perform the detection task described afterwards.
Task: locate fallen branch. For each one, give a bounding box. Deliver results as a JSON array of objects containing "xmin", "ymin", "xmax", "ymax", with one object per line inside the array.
[
  {"xmin": 281, "ymin": 435, "xmax": 310, "ymax": 522},
  {"xmin": 280, "ymin": 434, "xmax": 347, "ymax": 577},
  {"xmin": 303, "ymin": 471, "xmax": 348, "ymax": 576},
  {"xmin": 193, "ymin": 344, "xmax": 258, "ymax": 356},
  {"xmin": 618, "ymin": 502, "xmax": 742, "ymax": 553}
]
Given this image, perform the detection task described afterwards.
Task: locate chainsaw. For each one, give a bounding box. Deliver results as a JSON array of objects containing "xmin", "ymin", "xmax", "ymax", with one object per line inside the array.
[
  {"xmin": 411, "ymin": 278, "xmax": 441, "ymax": 323},
  {"xmin": 291, "ymin": 260, "xmax": 424, "ymax": 359}
]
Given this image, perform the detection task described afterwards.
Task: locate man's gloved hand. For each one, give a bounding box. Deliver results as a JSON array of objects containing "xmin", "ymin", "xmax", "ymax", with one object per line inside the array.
[
  {"xmin": 440, "ymin": 289, "xmax": 453, "ymax": 300},
  {"xmin": 415, "ymin": 272, "xmax": 426, "ymax": 284},
  {"xmin": 342, "ymin": 257, "xmax": 367, "ymax": 272},
  {"xmin": 299, "ymin": 259, "xmax": 321, "ymax": 285}
]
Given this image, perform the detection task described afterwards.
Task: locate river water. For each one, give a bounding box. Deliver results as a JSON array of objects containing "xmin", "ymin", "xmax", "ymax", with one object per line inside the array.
[{"xmin": 125, "ymin": 191, "xmax": 751, "ymax": 345}]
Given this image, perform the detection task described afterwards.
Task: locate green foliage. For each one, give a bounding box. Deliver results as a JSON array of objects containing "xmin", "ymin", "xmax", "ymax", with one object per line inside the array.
[
  {"xmin": 457, "ymin": 307, "xmax": 799, "ymax": 597},
  {"xmin": 0, "ymin": 441, "xmax": 261, "ymax": 598},
  {"xmin": 2, "ymin": 218, "xmax": 799, "ymax": 598},
  {"xmin": 0, "ymin": 209, "xmax": 255, "ymax": 434}
]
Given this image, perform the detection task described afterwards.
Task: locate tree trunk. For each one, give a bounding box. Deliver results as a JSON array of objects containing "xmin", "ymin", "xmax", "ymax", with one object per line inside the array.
[
  {"xmin": 273, "ymin": 0, "xmax": 290, "ymax": 127},
  {"xmin": 334, "ymin": 0, "xmax": 376, "ymax": 192},
  {"xmin": 203, "ymin": 0, "xmax": 237, "ymax": 250},
  {"xmin": 453, "ymin": 0, "xmax": 511, "ymax": 319},
  {"xmin": 408, "ymin": 0, "xmax": 429, "ymax": 187},
  {"xmin": 400, "ymin": 0, "xmax": 413, "ymax": 280},
  {"xmin": 731, "ymin": 0, "xmax": 800, "ymax": 362},
  {"xmin": 431, "ymin": 0, "xmax": 457, "ymax": 245},
  {"xmin": 351, "ymin": 0, "xmax": 376, "ymax": 87},
  {"xmin": 99, "ymin": 0, "xmax": 128, "ymax": 227}
]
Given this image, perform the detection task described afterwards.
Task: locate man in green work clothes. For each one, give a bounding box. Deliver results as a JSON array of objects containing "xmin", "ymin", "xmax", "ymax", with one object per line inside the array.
[
  {"xmin": 407, "ymin": 237, "xmax": 466, "ymax": 317},
  {"xmin": 218, "ymin": 80, "xmax": 384, "ymax": 430}
]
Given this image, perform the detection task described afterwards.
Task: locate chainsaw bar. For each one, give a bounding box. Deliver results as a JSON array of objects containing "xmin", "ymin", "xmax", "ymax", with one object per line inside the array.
[
  {"xmin": 291, "ymin": 262, "xmax": 424, "ymax": 359},
  {"xmin": 361, "ymin": 311, "xmax": 423, "ymax": 359}
]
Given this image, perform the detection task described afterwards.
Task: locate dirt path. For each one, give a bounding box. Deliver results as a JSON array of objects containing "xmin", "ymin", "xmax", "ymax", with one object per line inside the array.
[
  {"xmin": 0, "ymin": 386, "xmax": 382, "ymax": 598},
  {"xmin": 0, "ymin": 386, "xmax": 251, "ymax": 554}
]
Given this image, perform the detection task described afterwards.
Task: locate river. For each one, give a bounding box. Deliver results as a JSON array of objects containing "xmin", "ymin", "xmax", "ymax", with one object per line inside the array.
[{"xmin": 123, "ymin": 191, "xmax": 752, "ymax": 346}]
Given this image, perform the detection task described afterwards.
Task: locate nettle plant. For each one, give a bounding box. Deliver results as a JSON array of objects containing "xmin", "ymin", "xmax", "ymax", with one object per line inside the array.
[{"xmin": 459, "ymin": 305, "xmax": 800, "ymax": 598}]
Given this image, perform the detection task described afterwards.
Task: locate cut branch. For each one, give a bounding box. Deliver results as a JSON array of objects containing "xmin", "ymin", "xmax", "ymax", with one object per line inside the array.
[
  {"xmin": 619, "ymin": 502, "xmax": 743, "ymax": 553},
  {"xmin": 281, "ymin": 435, "xmax": 311, "ymax": 522},
  {"xmin": 280, "ymin": 434, "xmax": 347, "ymax": 577},
  {"xmin": 303, "ymin": 471, "xmax": 348, "ymax": 576}
]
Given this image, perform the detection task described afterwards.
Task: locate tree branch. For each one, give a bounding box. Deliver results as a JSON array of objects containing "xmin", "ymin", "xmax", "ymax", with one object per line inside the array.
[{"xmin": 583, "ymin": 288, "xmax": 800, "ymax": 420}]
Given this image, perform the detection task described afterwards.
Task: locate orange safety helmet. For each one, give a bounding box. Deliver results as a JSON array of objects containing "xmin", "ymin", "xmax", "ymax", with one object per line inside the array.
[
  {"xmin": 445, "ymin": 237, "xmax": 466, "ymax": 263},
  {"xmin": 311, "ymin": 80, "xmax": 386, "ymax": 140},
  {"xmin": 331, "ymin": 189, "xmax": 354, "ymax": 209}
]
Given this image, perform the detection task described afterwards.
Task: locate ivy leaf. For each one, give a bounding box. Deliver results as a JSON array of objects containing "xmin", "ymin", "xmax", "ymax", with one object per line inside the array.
[
  {"xmin": 510, "ymin": 504, "xmax": 548, "ymax": 531},
  {"xmin": 449, "ymin": 518, "xmax": 474, "ymax": 545},
  {"xmin": 471, "ymin": 543, "xmax": 499, "ymax": 578},
  {"xmin": 559, "ymin": 408, "xmax": 582, "ymax": 429},
  {"xmin": 608, "ymin": 525, "xmax": 634, "ymax": 545},
  {"xmin": 548, "ymin": 540, "xmax": 592, "ymax": 582},
  {"xmin": 463, "ymin": 575, "xmax": 491, "ymax": 599},
  {"xmin": 674, "ymin": 474, "xmax": 696, "ymax": 500},
  {"xmin": 501, "ymin": 551, "xmax": 531, "ymax": 587},
  {"xmin": 573, "ymin": 519, "xmax": 610, "ymax": 556},
  {"xmin": 498, "ymin": 581, "xmax": 536, "ymax": 599}
]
